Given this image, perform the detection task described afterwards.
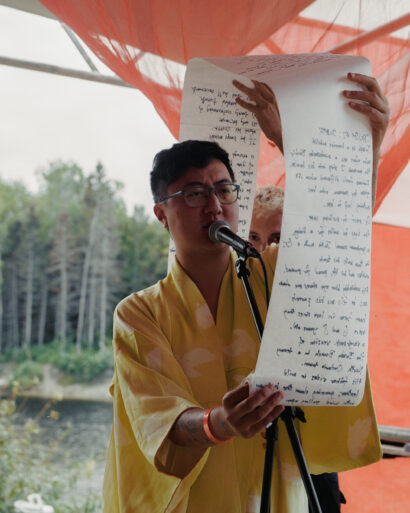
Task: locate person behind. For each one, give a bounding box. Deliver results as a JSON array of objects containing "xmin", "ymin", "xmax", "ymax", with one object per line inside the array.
[
  {"xmin": 103, "ymin": 73, "xmax": 389, "ymax": 513},
  {"xmin": 248, "ymin": 185, "xmax": 284, "ymax": 252},
  {"xmin": 249, "ymin": 185, "xmax": 346, "ymax": 512}
]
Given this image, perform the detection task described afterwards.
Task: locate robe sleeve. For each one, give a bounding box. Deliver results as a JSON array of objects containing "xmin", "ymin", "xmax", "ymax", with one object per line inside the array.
[
  {"xmin": 300, "ymin": 369, "xmax": 381, "ymax": 473},
  {"xmin": 112, "ymin": 292, "xmax": 210, "ymax": 480},
  {"xmin": 254, "ymin": 244, "xmax": 381, "ymax": 473}
]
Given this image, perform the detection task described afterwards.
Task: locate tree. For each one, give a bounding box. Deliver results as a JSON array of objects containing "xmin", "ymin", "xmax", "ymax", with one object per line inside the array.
[
  {"xmin": 0, "ymin": 180, "xmax": 31, "ymax": 352},
  {"xmin": 22, "ymin": 205, "xmax": 41, "ymax": 353},
  {"xmin": 38, "ymin": 162, "xmax": 85, "ymax": 350},
  {"xmin": 75, "ymin": 206, "xmax": 98, "ymax": 351},
  {"xmin": 77, "ymin": 163, "xmax": 123, "ymax": 351},
  {"xmin": 118, "ymin": 205, "xmax": 169, "ymax": 297}
]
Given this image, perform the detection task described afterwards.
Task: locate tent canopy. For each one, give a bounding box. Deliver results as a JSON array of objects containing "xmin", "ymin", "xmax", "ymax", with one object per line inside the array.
[
  {"xmin": 1, "ymin": 0, "xmax": 408, "ymax": 217},
  {"xmin": 25, "ymin": 0, "xmax": 409, "ymax": 218}
]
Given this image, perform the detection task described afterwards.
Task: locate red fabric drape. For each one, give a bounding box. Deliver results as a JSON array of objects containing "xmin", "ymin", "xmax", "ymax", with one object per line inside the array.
[
  {"xmin": 368, "ymin": 223, "xmax": 410, "ymax": 428},
  {"xmin": 339, "ymin": 222, "xmax": 410, "ymax": 512},
  {"xmin": 39, "ymin": 0, "xmax": 409, "ymax": 212}
]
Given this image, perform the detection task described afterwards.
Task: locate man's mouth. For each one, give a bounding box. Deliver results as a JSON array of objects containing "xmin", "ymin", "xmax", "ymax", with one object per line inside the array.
[
  {"xmin": 202, "ymin": 222, "xmax": 220, "ymax": 232},
  {"xmin": 202, "ymin": 218, "xmax": 222, "ymax": 230}
]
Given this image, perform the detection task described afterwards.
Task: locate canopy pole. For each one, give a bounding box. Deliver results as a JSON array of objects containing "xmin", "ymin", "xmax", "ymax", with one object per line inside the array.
[
  {"xmin": 328, "ymin": 13, "xmax": 410, "ymax": 53},
  {"xmin": 0, "ymin": 55, "xmax": 135, "ymax": 89},
  {"xmin": 61, "ymin": 23, "xmax": 98, "ymax": 72}
]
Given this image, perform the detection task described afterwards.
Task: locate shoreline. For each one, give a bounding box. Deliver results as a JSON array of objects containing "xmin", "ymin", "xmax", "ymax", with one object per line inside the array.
[{"xmin": 0, "ymin": 363, "xmax": 113, "ymax": 403}]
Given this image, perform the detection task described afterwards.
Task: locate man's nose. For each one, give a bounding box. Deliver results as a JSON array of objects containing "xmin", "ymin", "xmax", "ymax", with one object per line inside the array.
[
  {"xmin": 255, "ymin": 241, "xmax": 265, "ymax": 253},
  {"xmin": 255, "ymin": 239, "xmax": 268, "ymax": 253},
  {"xmin": 204, "ymin": 189, "xmax": 222, "ymax": 213}
]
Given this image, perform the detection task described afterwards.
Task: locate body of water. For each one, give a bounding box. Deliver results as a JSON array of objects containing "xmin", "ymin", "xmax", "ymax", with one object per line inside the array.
[{"xmin": 15, "ymin": 397, "xmax": 113, "ymax": 504}]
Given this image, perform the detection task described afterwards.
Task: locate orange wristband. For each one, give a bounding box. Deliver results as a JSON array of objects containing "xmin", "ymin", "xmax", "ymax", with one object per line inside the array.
[{"xmin": 203, "ymin": 407, "xmax": 234, "ymax": 444}]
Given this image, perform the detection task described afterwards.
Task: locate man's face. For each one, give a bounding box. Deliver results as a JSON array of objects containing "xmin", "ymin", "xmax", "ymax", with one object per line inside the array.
[
  {"xmin": 154, "ymin": 159, "xmax": 239, "ymax": 261},
  {"xmin": 248, "ymin": 209, "xmax": 282, "ymax": 253}
]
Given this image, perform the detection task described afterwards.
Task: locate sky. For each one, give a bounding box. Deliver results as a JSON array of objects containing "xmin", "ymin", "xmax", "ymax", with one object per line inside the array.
[
  {"xmin": 0, "ymin": 5, "xmax": 176, "ymax": 217},
  {"xmin": 0, "ymin": 2, "xmax": 408, "ymax": 224}
]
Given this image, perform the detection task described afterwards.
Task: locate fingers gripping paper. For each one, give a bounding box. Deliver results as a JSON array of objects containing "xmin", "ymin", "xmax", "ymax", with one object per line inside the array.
[{"xmin": 180, "ymin": 54, "xmax": 372, "ymax": 406}]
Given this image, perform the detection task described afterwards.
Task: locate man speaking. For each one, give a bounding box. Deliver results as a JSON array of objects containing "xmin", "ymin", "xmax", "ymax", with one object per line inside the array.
[{"xmin": 103, "ymin": 73, "xmax": 389, "ymax": 513}]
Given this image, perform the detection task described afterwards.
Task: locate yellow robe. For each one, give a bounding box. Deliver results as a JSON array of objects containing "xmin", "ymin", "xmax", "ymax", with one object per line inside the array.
[{"xmin": 103, "ymin": 246, "xmax": 381, "ymax": 513}]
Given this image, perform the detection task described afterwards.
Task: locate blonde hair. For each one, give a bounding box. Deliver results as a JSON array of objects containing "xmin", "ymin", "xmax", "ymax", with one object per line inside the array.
[{"xmin": 253, "ymin": 185, "xmax": 284, "ymax": 217}]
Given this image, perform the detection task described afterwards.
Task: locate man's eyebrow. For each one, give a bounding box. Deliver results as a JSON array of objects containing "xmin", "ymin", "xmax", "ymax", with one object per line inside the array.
[
  {"xmin": 182, "ymin": 181, "xmax": 204, "ymax": 187},
  {"xmin": 215, "ymin": 179, "xmax": 233, "ymax": 184},
  {"xmin": 183, "ymin": 179, "xmax": 233, "ymax": 187}
]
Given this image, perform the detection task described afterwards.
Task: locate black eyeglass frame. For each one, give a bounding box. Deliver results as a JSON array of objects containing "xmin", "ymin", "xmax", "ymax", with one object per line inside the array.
[{"xmin": 159, "ymin": 183, "xmax": 241, "ymax": 207}]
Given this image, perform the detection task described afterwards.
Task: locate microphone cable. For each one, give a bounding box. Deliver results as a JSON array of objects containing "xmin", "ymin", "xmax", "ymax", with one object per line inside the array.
[{"xmin": 255, "ymin": 252, "xmax": 270, "ymax": 309}]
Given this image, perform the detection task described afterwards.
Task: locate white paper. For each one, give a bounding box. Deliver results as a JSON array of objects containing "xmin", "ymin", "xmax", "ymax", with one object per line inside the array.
[
  {"xmin": 179, "ymin": 54, "xmax": 372, "ymax": 405},
  {"xmin": 179, "ymin": 59, "xmax": 261, "ymax": 238}
]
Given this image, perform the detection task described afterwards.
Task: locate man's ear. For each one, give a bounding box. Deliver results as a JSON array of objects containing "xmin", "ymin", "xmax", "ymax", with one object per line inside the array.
[{"xmin": 153, "ymin": 203, "xmax": 169, "ymax": 230}]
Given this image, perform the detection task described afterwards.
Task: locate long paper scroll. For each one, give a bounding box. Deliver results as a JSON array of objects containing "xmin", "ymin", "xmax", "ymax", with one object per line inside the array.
[{"xmin": 180, "ymin": 54, "xmax": 372, "ymax": 406}]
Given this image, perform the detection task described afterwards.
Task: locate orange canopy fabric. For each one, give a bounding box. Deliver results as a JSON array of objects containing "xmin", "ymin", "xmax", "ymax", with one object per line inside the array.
[
  {"xmin": 38, "ymin": 0, "xmax": 409, "ymax": 213},
  {"xmin": 339, "ymin": 222, "xmax": 410, "ymax": 512},
  {"xmin": 368, "ymin": 224, "xmax": 410, "ymax": 428}
]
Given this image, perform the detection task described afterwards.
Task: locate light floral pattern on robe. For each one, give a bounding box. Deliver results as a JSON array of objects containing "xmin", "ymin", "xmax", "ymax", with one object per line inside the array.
[{"xmin": 103, "ymin": 246, "xmax": 381, "ymax": 513}]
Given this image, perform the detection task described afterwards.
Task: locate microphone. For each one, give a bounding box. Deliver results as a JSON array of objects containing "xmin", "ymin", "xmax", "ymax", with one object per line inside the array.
[{"xmin": 208, "ymin": 220, "xmax": 259, "ymax": 258}]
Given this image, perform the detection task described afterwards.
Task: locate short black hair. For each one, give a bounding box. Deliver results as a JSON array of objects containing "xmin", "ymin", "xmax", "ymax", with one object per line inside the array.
[{"xmin": 150, "ymin": 140, "xmax": 235, "ymax": 203}]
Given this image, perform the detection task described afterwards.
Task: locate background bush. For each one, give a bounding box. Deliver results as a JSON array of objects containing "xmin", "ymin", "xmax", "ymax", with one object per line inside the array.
[
  {"xmin": 3, "ymin": 342, "xmax": 114, "ymax": 387},
  {"xmin": 0, "ymin": 398, "xmax": 100, "ymax": 513},
  {"xmin": 53, "ymin": 349, "xmax": 113, "ymax": 382},
  {"xmin": 12, "ymin": 360, "xmax": 43, "ymax": 388}
]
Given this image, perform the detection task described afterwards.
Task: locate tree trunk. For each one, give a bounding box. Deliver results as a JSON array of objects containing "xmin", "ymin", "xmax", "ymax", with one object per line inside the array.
[
  {"xmin": 8, "ymin": 263, "xmax": 19, "ymax": 350},
  {"xmin": 59, "ymin": 220, "xmax": 68, "ymax": 350},
  {"xmin": 76, "ymin": 210, "xmax": 98, "ymax": 352},
  {"xmin": 37, "ymin": 274, "xmax": 48, "ymax": 346},
  {"xmin": 24, "ymin": 244, "xmax": 34, "ymax": 351},
  {"xmin": 0, "ymin": 259, "xmax": 3, "ymax": 353},
  {"xmin": 87, "ymin": 260, "xmax": 97, "ymax": 349},
  {"xmin": 99, "ymin": 233, "xmax": 108, "ymax": 351}
]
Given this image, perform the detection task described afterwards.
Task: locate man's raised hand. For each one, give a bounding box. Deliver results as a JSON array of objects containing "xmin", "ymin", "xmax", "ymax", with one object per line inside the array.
[
  {"xmin": 343, "ymin": 72, "xmax": 389, "ymax": 159},
  {"xmin": 233, "ymin": 79, "xmax": 283, "ymax": 154},
  {"xmin": 343, "ymin": 72, "xmax": 389, "ymax": 209}
]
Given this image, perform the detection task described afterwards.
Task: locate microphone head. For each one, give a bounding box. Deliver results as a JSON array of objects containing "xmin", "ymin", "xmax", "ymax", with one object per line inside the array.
[{"xmin": 209, "ymin": 220, "xmax": 230, "ymax": 242}]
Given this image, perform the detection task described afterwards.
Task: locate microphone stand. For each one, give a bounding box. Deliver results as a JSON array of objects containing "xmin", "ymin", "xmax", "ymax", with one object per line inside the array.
[{"xmin": 234, "ymin": 250, "xmax": 322, "ymax": 513}]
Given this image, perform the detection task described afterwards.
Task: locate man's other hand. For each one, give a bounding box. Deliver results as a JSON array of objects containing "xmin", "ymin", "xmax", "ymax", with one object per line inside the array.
[{"xmin": 211, "ymin": 382, "xmax": 284, "ymax": 440}]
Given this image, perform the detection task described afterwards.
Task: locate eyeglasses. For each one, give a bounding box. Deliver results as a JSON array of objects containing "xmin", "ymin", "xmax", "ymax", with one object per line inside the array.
[{"xmin": 159, "ymin": 183, "xmax": 240, "ymax": 208}]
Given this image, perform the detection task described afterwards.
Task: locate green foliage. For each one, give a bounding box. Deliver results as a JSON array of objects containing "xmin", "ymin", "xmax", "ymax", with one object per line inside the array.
[
  {"xmin": 53, "ymin": 349, "xmax": 113, "ymax": 383},
  {"xmin": 30, "ymin": 341, "xmax": 63, "ymax": 364},
  {"xmin": 0, "ymin": 180, "xmax": 31, "ymax": 242},
  {"xmin": 1, "ymin": 161, "xmax": 169, "ymax": 356},
  {"xmin": 118, "ymin": 205, "xmax": 169, "ymax": 294},
  {"xmin": 2, "ymin": 342, "xmax": 114, "ymax": 385},
  {"xmin": 36, "ymin": 161, "xmax": 86, "ymax": 236},
  {"xmin": 0, "ymin": 398, "xmax": 100, "ymax": 513},
  {"xmin": 0, "ymin": 347, "xmax": 30, "ymax": 364},
  {"xmin": 0, "ymin": 344, "xmax": 59, "ymax": 365},
  {"xmin": 12, "ymin": 361, "xmax": 43, "ymax": 389}
]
